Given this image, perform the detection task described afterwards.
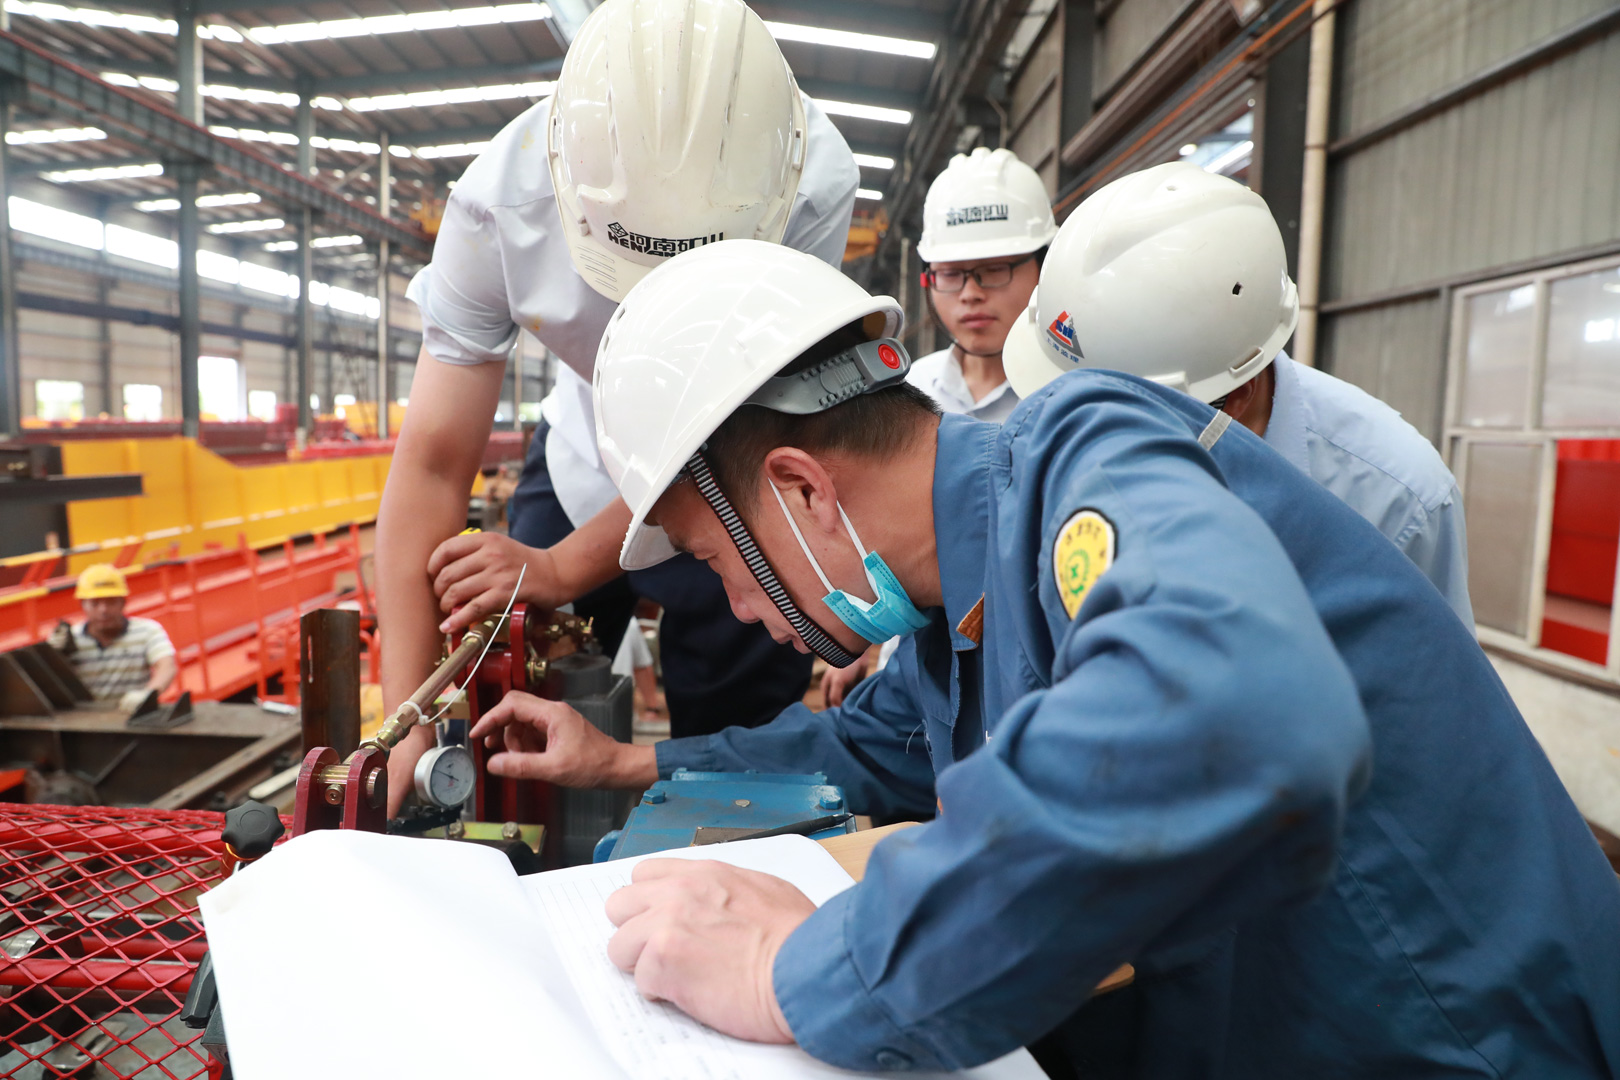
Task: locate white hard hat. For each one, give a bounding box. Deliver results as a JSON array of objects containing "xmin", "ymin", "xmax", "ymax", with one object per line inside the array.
[
  {"xmin": 594, "ymin": 239, "xmax": 903, "ymax": 572},
  {"xmin": 916, "ymin": 147, "xmax": 1058, "ymax": 264},
  {"xmin": 547, "ymin": 0, "xmax": 809, "ymax": 302},
  {"xmin": 1003, "ymin": 161, "xmax": 1299, "ymax": 403}
]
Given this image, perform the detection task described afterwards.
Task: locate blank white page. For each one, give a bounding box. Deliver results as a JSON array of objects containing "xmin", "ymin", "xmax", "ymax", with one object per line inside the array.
[
  {"xmin": 527, "ymin": 835, "xmax": 1045, "ymax": 1080},
  {"xmin": 199, "ymin": 829, "xmax": 627, "ymax": 1080}
]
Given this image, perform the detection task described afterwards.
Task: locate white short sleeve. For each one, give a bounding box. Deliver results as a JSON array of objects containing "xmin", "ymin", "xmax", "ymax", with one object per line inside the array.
[{"xmin": 406, "ymin": 188, "xmax": 522, "ymax": 367}]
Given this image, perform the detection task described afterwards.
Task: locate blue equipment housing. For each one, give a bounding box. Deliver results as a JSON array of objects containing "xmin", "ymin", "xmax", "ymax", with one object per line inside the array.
[{"xmin": 594, "ymin": 769, "xmax": 856, "ymax": 861}]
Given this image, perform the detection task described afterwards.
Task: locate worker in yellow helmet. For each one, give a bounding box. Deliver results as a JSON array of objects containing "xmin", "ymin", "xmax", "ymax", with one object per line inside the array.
[{"xmin": 49, "ymin": 564, "xmax": 177, "ymax": 711}]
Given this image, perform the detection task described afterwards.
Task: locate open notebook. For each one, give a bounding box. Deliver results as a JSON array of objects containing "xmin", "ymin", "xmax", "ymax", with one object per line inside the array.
[{"xmin": 199, "ymin": 830, "xmax": 1043, "ymax": 1080}]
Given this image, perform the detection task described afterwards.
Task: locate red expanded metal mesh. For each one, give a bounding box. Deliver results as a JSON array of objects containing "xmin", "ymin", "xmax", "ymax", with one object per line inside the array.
[{"xmin": 0, "ymin": 805, "xmax": 248, "ymax": 1079}]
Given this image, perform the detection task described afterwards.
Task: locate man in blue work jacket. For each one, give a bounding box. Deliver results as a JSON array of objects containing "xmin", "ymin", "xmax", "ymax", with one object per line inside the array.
[{"xmin": 468, "ymin": 240, "xmax": 1620, "ymax": 1078}]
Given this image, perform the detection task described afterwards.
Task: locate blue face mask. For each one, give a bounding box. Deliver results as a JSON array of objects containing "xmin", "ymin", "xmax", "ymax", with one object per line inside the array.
[{"xmin": 771, "ymin": 484, "xmax": 932, "ymax": 645}]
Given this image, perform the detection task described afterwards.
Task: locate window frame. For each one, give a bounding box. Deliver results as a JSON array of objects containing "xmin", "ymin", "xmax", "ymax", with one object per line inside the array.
[{"xmin": 1446, "ymin": 253, "xmax": 1620, "ymax": 684}]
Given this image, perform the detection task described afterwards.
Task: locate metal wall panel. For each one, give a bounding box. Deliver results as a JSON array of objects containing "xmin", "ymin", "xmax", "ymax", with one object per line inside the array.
[
  {"xmin": 10, "ymin": 267, "xmax": 403, "ymax": 420},
  {"xmin": 1012, "ymin": 10, "xmax": 1064, "ymax": 125},
  {"xmin": 1010, "ymin": 7, "xmax": 1064, "ymax": 192},
  {"xmin": 1326, "ymin": 28, "xmax": 1620, "ymax": 301},
  {"xmin": 1013, "ymin": 87, "xmax": 1064, "ymax": 196},
  {"xmin": 1318, "ymin": 297, "xmax": 1447, "ymax": 442},
  {"xmin": 1336, "ymin": 0, "xmax": 1615, "ymax": 134},
  {"xmin": 1095, "ymin": 0, "xmax": 1197, "ymax": 97}
]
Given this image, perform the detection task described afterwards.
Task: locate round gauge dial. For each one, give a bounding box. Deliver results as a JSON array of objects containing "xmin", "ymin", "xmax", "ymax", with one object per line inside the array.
[{"xmin": 413, "ymin": 745, "xmax": 476, "ymax": 809}]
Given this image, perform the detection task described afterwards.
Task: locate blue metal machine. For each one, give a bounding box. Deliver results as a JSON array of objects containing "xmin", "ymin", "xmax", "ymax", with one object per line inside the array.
[{"xmin": 594, "ymin": 769, "xmax": 856, "ymax": 861}]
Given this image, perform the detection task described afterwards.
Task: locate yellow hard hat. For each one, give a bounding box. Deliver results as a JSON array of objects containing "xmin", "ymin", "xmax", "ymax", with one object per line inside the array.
[{"xmin": 76, "ymin": 563, "xmax": 129, "ymax": 599}]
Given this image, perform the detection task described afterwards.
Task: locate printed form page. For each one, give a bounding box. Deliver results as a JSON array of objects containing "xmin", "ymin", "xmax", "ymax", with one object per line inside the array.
[{"xmin": 525, "ymin": 835, "xmax": 1044, "ymax": 1080}]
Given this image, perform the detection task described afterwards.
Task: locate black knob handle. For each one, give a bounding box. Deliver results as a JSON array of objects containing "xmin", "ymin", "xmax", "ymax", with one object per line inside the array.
[{"xmin": 223, "ymin": 800, "xmax": 286, "ymax": 860}]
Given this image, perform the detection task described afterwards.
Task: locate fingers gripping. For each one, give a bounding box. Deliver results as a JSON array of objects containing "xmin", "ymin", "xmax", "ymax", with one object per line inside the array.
[{"xmin": 426, "ymin": 533, "xmax": 485, "ymax": 578}]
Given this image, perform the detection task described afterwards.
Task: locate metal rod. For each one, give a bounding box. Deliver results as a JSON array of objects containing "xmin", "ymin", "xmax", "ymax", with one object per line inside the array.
[
  {"xmin": 1290, "ymin": 0, "xmax": 1337, "ymax": 368},
  {"xmin": 362, "ymin": 617, "xmax": 501, "ymax": 753},
  {"xmin": 296, "ymin": 206, "xmax": 313, "ymax": 441},
  {"xmin": 174, "ymin": 0, "xmax": 202, "ymax": 126},
  {"xmin": 0, "ymin": 82, "xmax": 19, "ymax": 436},
  {"xmin": 96, "ymin": 276, "xmax": 113, "ymax": 415},
  {"xmin": 376, "ymin": 129, "xmax": 391, "ymax": 439},
  {"xmin": 176, "ymin": 162, "xmax": 202, "ymax": 438}
]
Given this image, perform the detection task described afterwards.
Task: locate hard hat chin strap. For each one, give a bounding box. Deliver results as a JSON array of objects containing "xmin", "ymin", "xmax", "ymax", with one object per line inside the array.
[{"xmin": 685, "ymin": 451, "xmax": 862, "ymax": 669}]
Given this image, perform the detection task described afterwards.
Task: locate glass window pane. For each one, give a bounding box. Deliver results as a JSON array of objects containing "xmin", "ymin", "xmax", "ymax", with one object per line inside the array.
[
  {"xmin": 248, "ymin": 390, "xmax": 278, "ymax": 422},
  {"xmin": 122, "ymin": 383, "xmax": 162, "ymax": 421},
  {"xmin": 1543, "ymin": 265, "xmax": 1620, "ymax": 429},
  {"xmin": 35, "ymin": 379, "xmax": 84, "ymax": 422},
  {"xmin": 1464, "ymin": 441, "xmax": 1545, "ymax": 637},
  {"xmin": 1459, "ymin": 285, "xmax": 1536, "ymax": 428},
  {"xmin": 199, "ymin": 355, "xmax": 241, "ymax": 421}
]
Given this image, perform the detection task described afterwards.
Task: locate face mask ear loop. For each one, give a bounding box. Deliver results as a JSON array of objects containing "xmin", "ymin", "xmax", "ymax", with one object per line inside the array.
[
  {"xmin": 833, "ymin": 504, "xmax": 884, "ymax": 596},
  {"xmin": 770, "ymin": 482, "xmax": 837, "ymax": 595},
  {"xmin": 835, "ymin": 504, "xmax": 870, "ymax": 559}
]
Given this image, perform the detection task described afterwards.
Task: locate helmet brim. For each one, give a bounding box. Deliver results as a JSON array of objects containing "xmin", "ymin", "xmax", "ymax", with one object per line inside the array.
[
  {"xmin": 609, "ymin": 294, "xmax": 904, "ymax": 572},
  {"xmin": 1002, "ymin": 291, "xmax": 1069, "ymax": 398},
  {"xmin": 915, "ymin": 227, "xmax": 1055, "ymax": 266}
]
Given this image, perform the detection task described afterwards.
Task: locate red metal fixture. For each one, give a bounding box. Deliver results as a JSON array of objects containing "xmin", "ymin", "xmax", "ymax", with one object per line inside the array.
[{"xmin": 0, "ymin": 604, "xmax": 590, "ymax": 1077}]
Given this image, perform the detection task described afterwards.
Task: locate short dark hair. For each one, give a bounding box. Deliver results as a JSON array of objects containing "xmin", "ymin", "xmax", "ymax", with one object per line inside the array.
[{"xmin": 703, "ymin": 320, "xmax": 942, "ymax": 514}]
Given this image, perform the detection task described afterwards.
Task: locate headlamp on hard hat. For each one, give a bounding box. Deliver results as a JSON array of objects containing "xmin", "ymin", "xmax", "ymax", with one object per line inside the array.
[{"xmin": 743, "ymin": 338, "xmax": 911, "ymax": 416}]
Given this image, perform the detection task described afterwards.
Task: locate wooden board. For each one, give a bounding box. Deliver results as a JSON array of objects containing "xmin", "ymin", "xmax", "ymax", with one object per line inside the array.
[
  {"xmin": 818, "ymin": 822, "xmax": 1135, "ymax": 995},
  {"xmin": 817, "ymin": 820, "xmax": 920, "ymax": 880}
]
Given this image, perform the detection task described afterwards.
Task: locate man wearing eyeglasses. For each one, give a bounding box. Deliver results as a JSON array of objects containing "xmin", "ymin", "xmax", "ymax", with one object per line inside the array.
[{"xmin": 907, "ymin": 148, "xmax": 1057, "ymax": 425}]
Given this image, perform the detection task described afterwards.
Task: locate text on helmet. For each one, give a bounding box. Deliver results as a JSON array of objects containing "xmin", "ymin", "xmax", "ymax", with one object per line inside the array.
[
  {"xmin": 607, "ymin": 222, "xmax": 724, "ymax": 258},
  {"xmin": 945, "ymin": 204, "xmax": 1010, "ymax": 227}
]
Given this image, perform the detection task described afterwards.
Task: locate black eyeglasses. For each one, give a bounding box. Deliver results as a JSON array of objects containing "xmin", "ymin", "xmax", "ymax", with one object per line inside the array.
[{"xmin": 920, "ymin": 254, "xmax": 1036, "ymax": 294}]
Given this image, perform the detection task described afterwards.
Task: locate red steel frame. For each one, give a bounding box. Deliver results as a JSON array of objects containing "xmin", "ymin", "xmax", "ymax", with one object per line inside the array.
[{"xmin": 0, "ymin": 526, "xmax": 372, "ymax": 704}]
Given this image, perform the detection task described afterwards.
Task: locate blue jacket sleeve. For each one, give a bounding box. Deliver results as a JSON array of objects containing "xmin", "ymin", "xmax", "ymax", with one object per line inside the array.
[
  {"xmin": 772, "ymin": 387, "xmax": 1373, "ymax": 1072},
  {"xmin": 654, "ymin": 642, "xmax": 939, "ymax": 819}
]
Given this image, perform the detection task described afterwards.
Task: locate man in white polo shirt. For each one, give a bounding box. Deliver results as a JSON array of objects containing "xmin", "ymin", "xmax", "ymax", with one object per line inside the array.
[
  {"xmin": 377, "ymin": 0, "xmax": 858, "ymax": 812},
  {"xmin": 906, "ymin": 147, "xmax": 1055, "ymax": 424},
  {"xmin": 49, "ymin": 563, "xmax": 176, "ymax": 710}
]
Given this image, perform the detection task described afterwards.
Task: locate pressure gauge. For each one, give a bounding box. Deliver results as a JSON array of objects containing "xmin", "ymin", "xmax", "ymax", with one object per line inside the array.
[{"xmin": 413, "ymin": 745, "xmax": 476, "ymax": 809}]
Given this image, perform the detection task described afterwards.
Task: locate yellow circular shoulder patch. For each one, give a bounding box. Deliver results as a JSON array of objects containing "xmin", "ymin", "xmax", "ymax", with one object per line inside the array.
[{"xmin": 1053, "ymin": 509, "xmax": 1116, "ymax": 619}]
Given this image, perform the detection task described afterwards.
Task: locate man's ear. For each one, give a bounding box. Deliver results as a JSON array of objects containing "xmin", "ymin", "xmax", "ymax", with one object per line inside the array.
[
  {"xmin": 1219, "ymin": 362, "xmax": 1276, "ymax": 434},
  {"xmin": 761, "ymin": 448, "xmax": 841, "ymax": 536}
]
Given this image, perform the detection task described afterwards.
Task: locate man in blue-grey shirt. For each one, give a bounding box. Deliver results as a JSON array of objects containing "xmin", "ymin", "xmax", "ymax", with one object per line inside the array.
[
  {"xmin": 1003, "ymin": 161, "xmax": 1474, "ymax": 628},
  {"xmin": 467, "ymin": 241, "xmax": 1617, "ymax": 1078}
]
